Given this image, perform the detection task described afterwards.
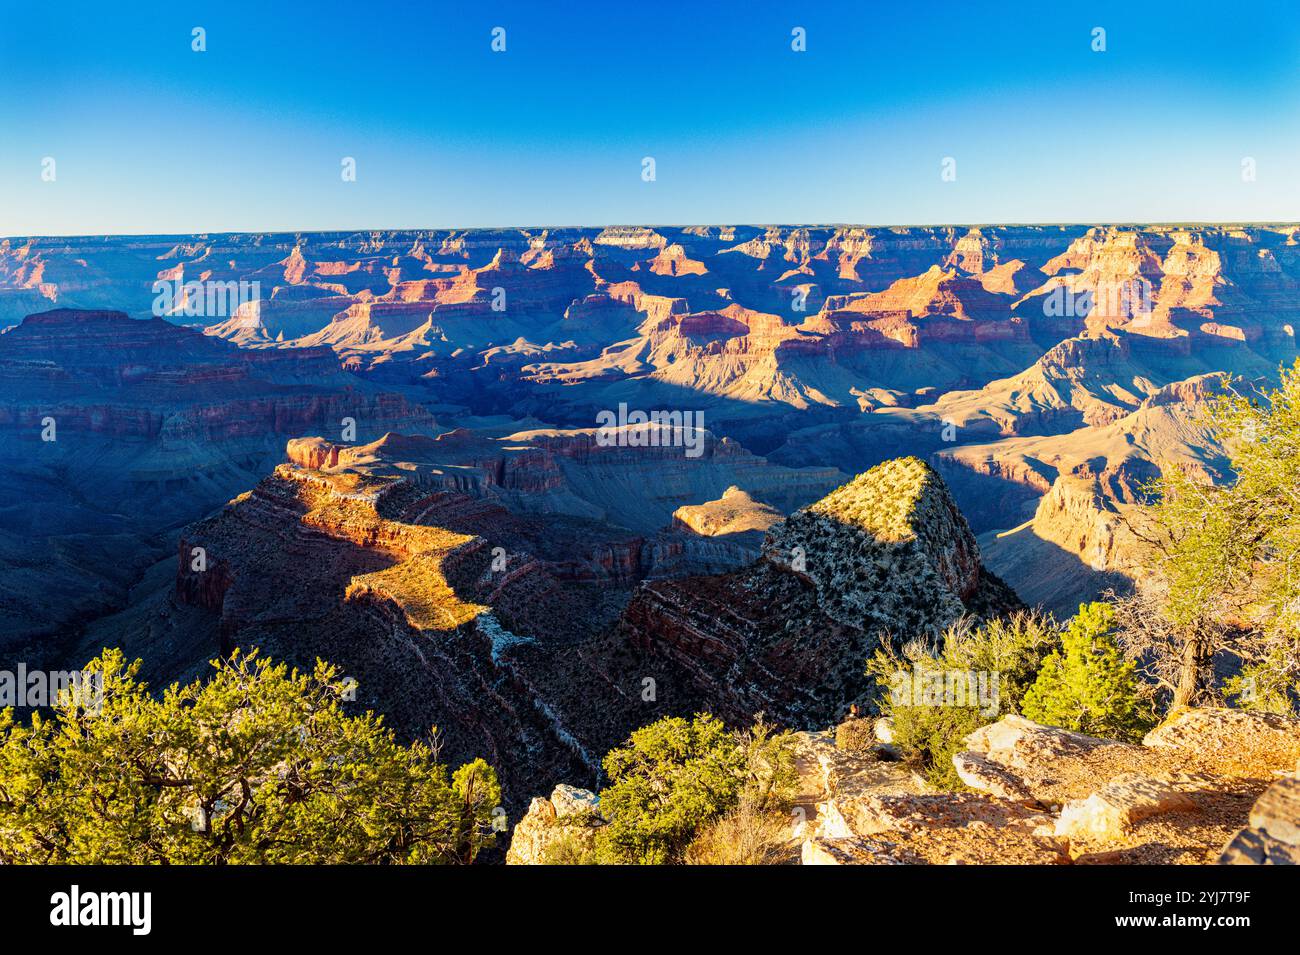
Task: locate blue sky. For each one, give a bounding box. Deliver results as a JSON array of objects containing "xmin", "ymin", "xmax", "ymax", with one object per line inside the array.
[{"xmin": 3, "ymin": 0, "xmax": 1300, "ymax": 234}]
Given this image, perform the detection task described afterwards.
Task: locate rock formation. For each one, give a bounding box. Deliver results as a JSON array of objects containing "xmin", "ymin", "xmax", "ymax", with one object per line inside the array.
[
  {"xmin": 800, "ymin": 708, "xmax": 1300, "ymax": 865},
  {"xmin": 0, "ymin": 309, "xmax": 435, "ymax": 661},
  {"xmin": 6, "ymin": 224, "xmax": 1300, "ymax": 862},
  {"xmin": 617, "ymin": 458, "xmax": 1022, "ymax": 726}
]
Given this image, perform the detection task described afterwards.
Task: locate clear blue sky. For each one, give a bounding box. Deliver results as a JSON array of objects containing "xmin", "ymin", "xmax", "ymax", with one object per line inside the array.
[{"xmin": 4, "ymin": 0, "xmax": 1300, "ymax": 234}]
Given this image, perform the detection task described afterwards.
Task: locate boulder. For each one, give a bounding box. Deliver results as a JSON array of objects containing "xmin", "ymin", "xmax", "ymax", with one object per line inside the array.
[
  {"xmin": 965, "ymin": 714, "xmax": 1123, "ymax": 770},
  {"xmin": 1055, "ymin": 774, "xmax": 1200, "ymax": 841},
  {"xmin": 1248, "ymin": 775, "xmax": 1300, "ymax": 845},
  {"xmin": 955, "ymin": 714, "xmax": 1141, "ymax": 805},
  {"xmin": 1144, "ymin": 708, "xmax": 1300, "ymax": 765},
  {"xmin": 1218, "ymin": 827, "xmax": 1299, "ymax": 865},
  {"xmin": 952, "ymin": 751, "xmax": 1036, "ymax": 804},
  {"xmin": 1217, "ymin": 774, "xmax": 1300, "ymax": 865}
]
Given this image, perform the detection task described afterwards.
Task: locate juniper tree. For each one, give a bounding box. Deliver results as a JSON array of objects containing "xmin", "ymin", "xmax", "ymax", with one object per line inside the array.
[
  {"xmin": 1128, "ymin": 360, "xmax": 1300, "ymax": 712},
  {"xmin": 0, "ymin": 648, "xmax": 501, "ymax": 864}
]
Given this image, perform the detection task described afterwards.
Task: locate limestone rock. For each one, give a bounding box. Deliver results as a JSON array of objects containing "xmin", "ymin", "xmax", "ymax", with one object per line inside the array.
[
  {"xmin": 505, "ymin": 786, "xmax": 605, "ymax": 865},
  {"xmin": 551, "ymin": 783, "xmax": 601, "ymax": 820},
  {"xmin": 1218, "ymin": 827, "xmax": 1299, "ymax": 865},
  {"xmin": 826, "ymin": 791, "xmax": 1069, "ymax": 865},
  {"xmin": 1055, "ymin": 774, "xmax": 1199, "ymax": 841},
  {"xmin": 960, "ymin": 715, "xmax": 1134, "ymax": 803},
  {"xmin": 1248, "ymin": 775, "xmax": 1300, "ymax": 843},
  {"xmin": 965, "ymin": 714, "xmax": 1123, "ymax": 770},
  {"xmin": 952, "ymin": 751, "xmax": 1036, "ymax": 804},
  {"xmin": 504, "ymin": 797, "xmax": 557, "ymax": 866},
  {"xmin": 1144, "ymin": 708, "xmax": 1300, "ymax": 760},
  {"xmin": 1217, "ymin": 774, "xmax": 1300, "ymax": 865}
]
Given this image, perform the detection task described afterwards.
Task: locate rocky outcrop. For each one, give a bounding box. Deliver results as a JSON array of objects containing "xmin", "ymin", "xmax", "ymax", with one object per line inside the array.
[
  {"xmin": 0, "ymin": 308, "xmax": 437, "ymax": 656},
  {"xmin": 505, "ymin": 785, "xmax": 606, "ymax": 865},
  {"xmin": 1054, "ymin": 774, "xmax": 1205, "ymax": 841},
  {"xmin": 1144, "ymin": 707, "xmax": 1300, "ymax": 761},
  {"xmin": 793, "ymin": 729, "xmax": 1069, "ymax": 865},
  {"xmin": 671, "ymin": 486, "xmax": 783, "ymax": 556},
  {"xmin": 508, "ymin": 709, "xmax": 1300, "ymax": 866},
  {"xmin": 617, "ymin": 458, "xmax": 1023, "ymax": 726},
  {"xmin": 767, "ymin": 456, "xmax": 983, "ymax": 613},
  {"xmin": 283, "ymin": 426, "xmax": 840, "ymax": 536},
  {"xmin": 947, "ymin": 711, "xmax": 1300, "ymax": 864},
  {"xmin": 795, "ymin": 709, "xmax": 1300, "ymax": 866},
  {"xmin": 167, "ymin": 463, "xmax": 610, "ymax": 808},
  {"xmin": 952, "ymin": 752, "xmax": 1036, "ymax": 804}
]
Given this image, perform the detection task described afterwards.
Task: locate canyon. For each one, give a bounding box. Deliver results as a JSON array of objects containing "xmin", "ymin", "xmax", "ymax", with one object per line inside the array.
[{"xmin": 3, "ymin": 223, "xmax": 1298, "ymax": 816}]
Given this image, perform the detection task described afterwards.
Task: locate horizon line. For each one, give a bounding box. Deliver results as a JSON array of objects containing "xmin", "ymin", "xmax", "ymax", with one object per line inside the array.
[{"xmin": 8, "ymin": 220, "xmax": 1300, "ymax": 242}]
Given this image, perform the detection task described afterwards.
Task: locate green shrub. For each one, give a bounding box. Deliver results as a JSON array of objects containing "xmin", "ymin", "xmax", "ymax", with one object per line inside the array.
[
  {"xmin": 538, "ymin": 826, "xmax": 601, "ymax": 865},
  {"xmin": 0, "ymin": 649, "xmax": 501, "ymax": 864},
  {"xmin": 888, "ymin": 700, "xmax": 986, "ymax": 789},
  {"xmin": 1141, "ymin": 360, "xmax": 1300, "ymax": 711},
  {"xmin": 1021, "ymin": 602, "xmax": 1153, "ymax": 741},
  {"xmin": 941, "ymin": 612, "xmax": 1060, "ymax": 708},
  {"xmin": 1225, "ymin": 647, "xmax": 1300, "ymax": 715},
  {"xmin": 865, "ymin": 612, "xmax": 1060, "ymax": 789},
  {"xmin": 593, "ymin": 713, "xmax": 796, "ymax": 864}
]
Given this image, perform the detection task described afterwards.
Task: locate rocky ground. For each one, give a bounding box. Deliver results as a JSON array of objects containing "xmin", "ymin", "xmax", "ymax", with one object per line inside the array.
[{"xmin": 508, "ymin": 707, "xmax": 1300, "ymax": 865}]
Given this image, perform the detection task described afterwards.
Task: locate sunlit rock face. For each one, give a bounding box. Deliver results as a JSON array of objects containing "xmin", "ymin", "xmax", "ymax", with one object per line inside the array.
[
  {"xmin": 91, "ymin": 439, "xmax": 1011, "ymax": 812},
  {"xmin": 4, "ymin": 222, "xmax": 1300, "ymax": 811}
]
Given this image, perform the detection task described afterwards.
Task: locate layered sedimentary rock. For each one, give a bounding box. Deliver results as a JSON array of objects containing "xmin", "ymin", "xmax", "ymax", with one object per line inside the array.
[
  {"xmin": 0, "ymin": 309, "xmax": 435, "ymax": 660},
  {"xmin": 284, "ymin": 424, "xmax": 841, "ymax": 535},
  {"xmin": 974, "ymin": 476, "xmax": 1145, "ymax": 618},
  {"xmin": 99, "ymin": 440, "xmax": 1018, "ymax": 813},
  {"xmin": 616, "ymin": 458, "xmax": 1022, "ymax": 726},
  {"xmin": 940, "ymin": 373, "xmax": 1233, "ymax": 611},
  {"xmin": 6, "ymin": 223, "xmax": 1300, "ymax": 706},
  {"xmin": 169, "ymin": 463, "xmax": 598, "ymax": 805}
]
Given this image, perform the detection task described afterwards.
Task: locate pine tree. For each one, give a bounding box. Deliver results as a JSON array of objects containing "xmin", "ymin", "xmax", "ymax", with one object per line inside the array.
[{"xmin": 1021, "ymin": 602, "xmax": 1151, "ymax": 740}]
